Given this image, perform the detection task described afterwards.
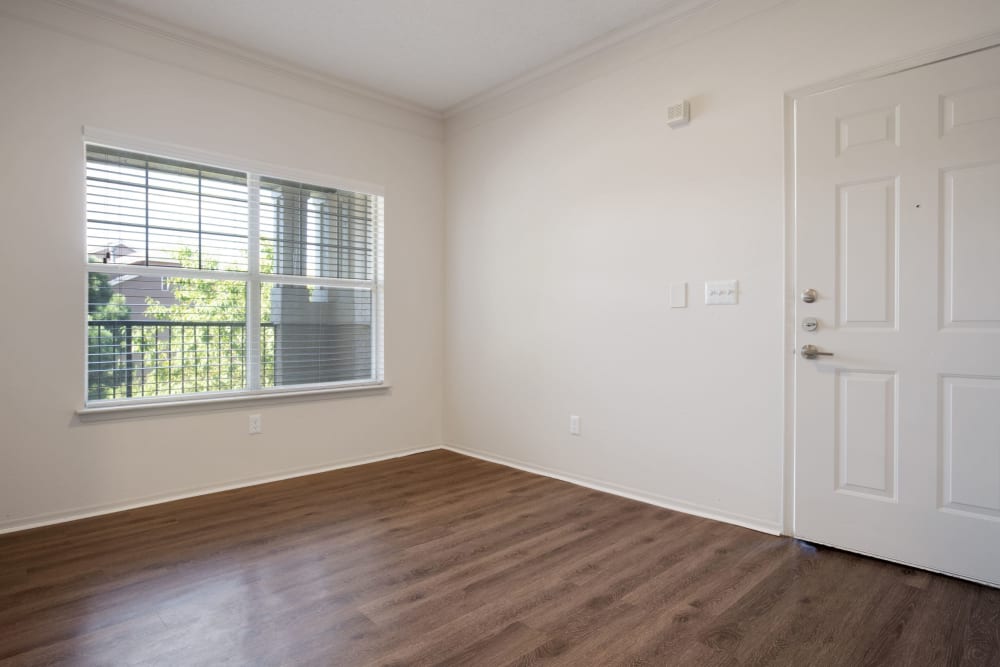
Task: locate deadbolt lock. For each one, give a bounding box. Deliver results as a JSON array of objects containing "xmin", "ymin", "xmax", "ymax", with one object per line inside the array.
[
  {"xmin": 801, "ymin": 288, "xmax": 818, "ymax": 303},
  {"xmin": 802, "ymin": 317, "xmax": 819, "ymax": 332}
]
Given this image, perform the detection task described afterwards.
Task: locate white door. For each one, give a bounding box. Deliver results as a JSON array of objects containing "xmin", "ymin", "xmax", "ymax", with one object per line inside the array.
[{"xmin": 794, "ymin": 46, "xmax": 1000, "ymax": 586}]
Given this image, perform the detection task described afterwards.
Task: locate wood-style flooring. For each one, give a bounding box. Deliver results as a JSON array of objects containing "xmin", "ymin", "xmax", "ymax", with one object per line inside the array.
[{"xmin": 1, "ymin": 450, "xmax": 998, "ymax": 666}]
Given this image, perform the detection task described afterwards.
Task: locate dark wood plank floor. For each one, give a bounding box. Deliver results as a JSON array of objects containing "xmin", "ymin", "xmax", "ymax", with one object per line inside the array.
[{"xmin": 1, "ymin": 450, "xmax": 997, "ymax": 666}]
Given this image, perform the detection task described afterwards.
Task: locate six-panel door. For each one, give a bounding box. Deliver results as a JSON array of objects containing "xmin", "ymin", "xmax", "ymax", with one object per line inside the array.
[{"xmin": 794, "ymin": 46, "xmax": 1000, "ymax": 586}]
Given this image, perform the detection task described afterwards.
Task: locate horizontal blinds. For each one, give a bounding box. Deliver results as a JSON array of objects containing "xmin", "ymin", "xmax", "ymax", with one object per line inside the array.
[
  {"xmin": 259, "ymin": 177, "xmax": 374, "ymax": 281},
  {"xmin": 85, "ymin": 143, "xmax": 383, "ymax": 404},
  {"xmin": 262, "ymin": 285, "xmax": 373, "ymax": 387},
  {"xmin": 86, "ymin": 146, "xmax": 249, "ymax": 271}
]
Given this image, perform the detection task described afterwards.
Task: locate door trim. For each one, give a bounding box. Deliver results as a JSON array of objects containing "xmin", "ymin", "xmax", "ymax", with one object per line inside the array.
[{"xmin": 781, "ymin": 31, "xmax": 1000, "ymax": 538}]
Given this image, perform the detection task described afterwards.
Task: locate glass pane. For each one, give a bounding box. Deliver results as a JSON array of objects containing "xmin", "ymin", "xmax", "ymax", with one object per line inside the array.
[
  {"xmin": 201, "ymin": 233, "xmax": 250, "ymax": 271},
  {"xmin": 261, "ymin": 283, "xmax": 372, "ymax": 387},
  {"xmin": 86, "ymin": 145, "xmax": 248, "ymax": 271},
  {"xmin": 87, "ymin": 271, "xmax": 247, "ymax": 401},
  {"xmin": 259, "ymin": 178, "xmax": 375, "ymax": 280}
]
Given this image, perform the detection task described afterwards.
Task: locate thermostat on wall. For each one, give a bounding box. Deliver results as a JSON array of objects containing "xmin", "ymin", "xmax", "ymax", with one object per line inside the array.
[{"xmin": 667, "ymin": 100, "xmax": 690, "ymax": 128}]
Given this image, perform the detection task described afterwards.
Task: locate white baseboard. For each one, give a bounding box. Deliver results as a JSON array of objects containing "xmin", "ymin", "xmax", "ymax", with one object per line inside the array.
[
  {"xmin": 443, "ymin": 444, "xmax": 783, "ymax": 536},
  {"xmin": 0, "ymin": 444, "xmax": 783, "ymax": 538},
  {"xmin": 0, "ymin": 445, "xmax": 440, "ymax": 535}
]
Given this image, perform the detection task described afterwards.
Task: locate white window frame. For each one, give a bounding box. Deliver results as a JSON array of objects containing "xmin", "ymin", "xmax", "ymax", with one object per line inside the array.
[{"xmin": 81, "ymin": 128, "xmax": 386, "ymax": 412}]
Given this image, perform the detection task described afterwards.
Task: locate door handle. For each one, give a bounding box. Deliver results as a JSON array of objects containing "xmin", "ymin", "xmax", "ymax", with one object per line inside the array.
[{"xmin": 801, "ymin": 344, "xmax": 834, "ymax": 359}]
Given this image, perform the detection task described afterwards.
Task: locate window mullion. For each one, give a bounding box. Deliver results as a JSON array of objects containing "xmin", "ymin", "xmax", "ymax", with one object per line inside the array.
[{"xmin": 247, "ymin": 173, "xmax": 262, "ymax": 391}]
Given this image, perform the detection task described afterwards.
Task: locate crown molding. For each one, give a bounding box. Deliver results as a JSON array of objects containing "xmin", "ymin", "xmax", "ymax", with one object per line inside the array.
[
  {"xmin": 1, "ymin": 0, "xmax": 444, "ymax": 139},
  {"xmin": 444, "ymin": 0, "xmax": 790, "ymax": 132},
  {"xmin": 443, "ymin": 0, "xmax": 721, "ymax": 118},
  {"xmin": 57, "ymin": 0, "xmax": 442, "ymax": 119},
  {"xmin": 3, "ymin": 0, "xmax": 782, "ymax": 136}
]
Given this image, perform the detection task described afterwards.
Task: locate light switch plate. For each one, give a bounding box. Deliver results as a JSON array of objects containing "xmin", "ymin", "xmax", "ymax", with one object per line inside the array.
[
  {"xmin": 669, "ymin": 282, "xmax": 687, "ymax": 308},
  {"xmin": 705, "ymin": 280, "xmax": 738, "ymax": 305}
]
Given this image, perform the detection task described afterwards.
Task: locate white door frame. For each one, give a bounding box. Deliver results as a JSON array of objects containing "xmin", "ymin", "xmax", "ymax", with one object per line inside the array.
[{"xmin": 781, "ymin": 31, "xmax": 1000, "ymax": 538}]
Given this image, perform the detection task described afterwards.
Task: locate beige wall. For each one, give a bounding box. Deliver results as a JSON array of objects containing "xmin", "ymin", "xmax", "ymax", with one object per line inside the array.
[
  {"xmin": 0, "ymin": 5, "xmax": 445, "ymax": 530},
  {"xmin": 443, "ymin": 0, "xmax": 1000, "ymax": 532},
  {"xmin": 4, "ymin": 0, "xmax": 1000, "ymax": 536}
]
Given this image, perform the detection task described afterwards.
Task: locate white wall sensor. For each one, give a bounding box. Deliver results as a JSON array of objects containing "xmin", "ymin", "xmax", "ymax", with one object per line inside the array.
[{"xmin": 667, "ymin": 100, "xmax": 690, "ymax": 128}]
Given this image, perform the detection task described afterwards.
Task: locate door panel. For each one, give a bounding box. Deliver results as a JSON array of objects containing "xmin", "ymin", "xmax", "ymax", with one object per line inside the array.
[
  {"xmin": 837, "ymin": 178, "xmax": 898, "ymax": 328},
  {"xmin": 943, "ymin": 161, "xmax": 1000, "ymax": 325},
  {"xmin": 943, "ymin": 376, "xmax": 1000, "ymax": 518},
  {"xmin": 794, "ymin": 46, "xmax": 1000, "ymax": 586},
  {"xmin": 835, "ymin": 370, "xmax": 896, "ymax": 499}
]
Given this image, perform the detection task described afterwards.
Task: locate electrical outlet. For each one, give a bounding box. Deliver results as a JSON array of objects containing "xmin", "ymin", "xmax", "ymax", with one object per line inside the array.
[
  {"xmin": 249, "ymin": 414, "xmax": 262, "ymax": 435},
  {"xmin": 569, "ymin": 415, "xmax": 581, "ymax": 436}
]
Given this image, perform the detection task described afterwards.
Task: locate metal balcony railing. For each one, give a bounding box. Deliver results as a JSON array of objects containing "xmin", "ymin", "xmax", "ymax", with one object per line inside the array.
[{"xmin": 87, "ymin": 320, "xmax": 276, "ymax": 400}]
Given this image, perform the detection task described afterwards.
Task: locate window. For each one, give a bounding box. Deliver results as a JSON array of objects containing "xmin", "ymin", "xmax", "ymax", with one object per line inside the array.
[{"xmin": 85, "ymin": 143, "xmax": 384, "ymax": 406}]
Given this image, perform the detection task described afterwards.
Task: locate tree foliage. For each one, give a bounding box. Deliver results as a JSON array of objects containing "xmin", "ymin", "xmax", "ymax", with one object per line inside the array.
[
  {"xmin": 87, "ymin": 265, "xmax": 132, "ymax": 400},
  {"xmin": 87, "ymin": 244, "xmax": 277, "ymax": 400}
]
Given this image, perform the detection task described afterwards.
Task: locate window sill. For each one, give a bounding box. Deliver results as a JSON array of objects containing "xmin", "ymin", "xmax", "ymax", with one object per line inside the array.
[{"xmin": 76, "ymin": 383, "xmax": 391, "ymax": 421}]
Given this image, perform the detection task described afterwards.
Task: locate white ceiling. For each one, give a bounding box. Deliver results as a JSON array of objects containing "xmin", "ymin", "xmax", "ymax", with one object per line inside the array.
[{"xmin": 79, "ymin": 0, "xmax": 711, "ymax": 112}]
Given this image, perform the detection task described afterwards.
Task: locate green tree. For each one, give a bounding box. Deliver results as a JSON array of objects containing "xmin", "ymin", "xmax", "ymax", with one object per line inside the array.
[
  {"xmin": 88, "ymin": 266, "xmax": 131, "ymax": 321},
  {"xmin": 135, "ymin": 245, "xmax": 275, "ymax": 396},
  {"xmin": 87, "ymin": 244, "xmax": 277, "ymax": 399},
  {"xmin": 87, "ymin": 265, "xmax": 132, "ymax": 400}
]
